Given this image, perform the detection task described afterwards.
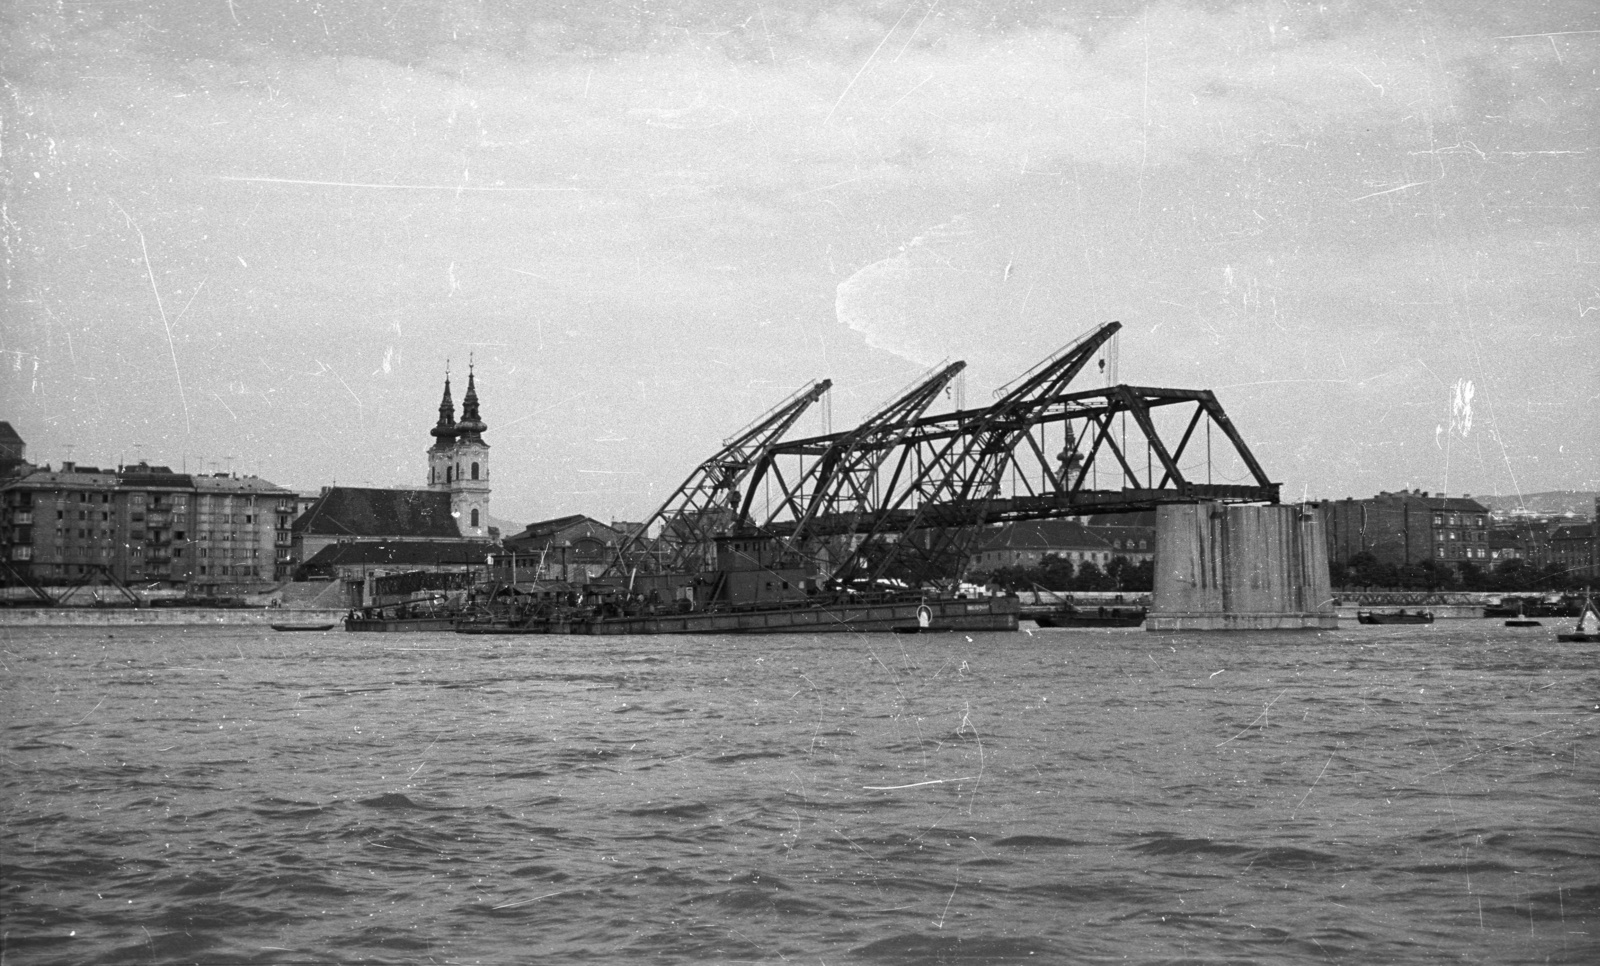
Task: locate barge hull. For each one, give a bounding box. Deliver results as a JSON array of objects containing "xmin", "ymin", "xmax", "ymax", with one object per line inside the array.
[
  {"xmin": 460, "ymin": 597, "xmax": 1019, "ymax": 636},
  {"xmin": 345, "ymin": 617, "xmax": 459, "ymax": 632}
]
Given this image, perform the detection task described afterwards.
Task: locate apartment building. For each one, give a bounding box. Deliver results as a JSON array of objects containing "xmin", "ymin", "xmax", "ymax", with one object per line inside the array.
[{"xmin": 1, "ymin": 461, "xmax": 293, "ymax": 594}]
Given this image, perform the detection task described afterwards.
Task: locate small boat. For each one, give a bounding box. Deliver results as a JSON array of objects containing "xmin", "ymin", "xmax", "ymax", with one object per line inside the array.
[
  {"xmin": 1356, "ymin": 609, "xmax": 1433, "ymax": 625},
  {"xmin": 270, "ymin": 622, "xmax": 337, "ymax": 632},
  {"xmin": 1504, "ymin": 600, "xmax": 1541, "ymax": 628},
  {"xmin": 1557, "ymin": 595, "xmax": 1600, "ymax": 643}
]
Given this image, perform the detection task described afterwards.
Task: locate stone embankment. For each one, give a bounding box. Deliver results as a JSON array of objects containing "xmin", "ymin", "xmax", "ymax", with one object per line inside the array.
[{"xmin": 0, "ymin": 608, "xmax": 346, "ymax": 627}]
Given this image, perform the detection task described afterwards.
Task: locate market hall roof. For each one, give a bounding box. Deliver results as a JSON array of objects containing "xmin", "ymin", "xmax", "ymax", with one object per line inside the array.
[
  {"xmin": 503, "ymin": 515, "xmax": 622, "ymax": 548},
  {"xmin": 292, "ymin": 486, "xmax": 465, "ymax": 540}
]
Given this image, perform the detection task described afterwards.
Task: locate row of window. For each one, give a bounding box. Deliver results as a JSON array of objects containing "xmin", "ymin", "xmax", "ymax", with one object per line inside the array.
[
  {"xmin": 977, "ymin": 550, "xmax": 1114, "ymax": 565},
  {"xmin": 430, "ymin": 462, "xmax": 485, "ymax": 484}
]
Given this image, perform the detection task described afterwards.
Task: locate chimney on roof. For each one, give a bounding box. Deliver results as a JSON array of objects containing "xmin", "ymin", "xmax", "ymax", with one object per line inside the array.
[{"xmin": 61, "ymin": 461, "xmax": 74, "ymax": 472}]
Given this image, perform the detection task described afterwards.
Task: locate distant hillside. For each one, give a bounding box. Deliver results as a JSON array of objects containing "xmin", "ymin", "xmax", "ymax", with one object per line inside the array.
[
  {"xmin": 488, "ymin": 514, "xmax": 523, "ymax": 537},
  {"xmin": 1474, "ymin": 491, "xmax": 1597, "ymax": 518}
]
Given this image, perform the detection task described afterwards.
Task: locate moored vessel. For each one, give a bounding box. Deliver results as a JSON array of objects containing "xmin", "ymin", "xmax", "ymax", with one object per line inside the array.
[
  {"xmin": 456, "ymin": 589, "xmax": 1018, "ymax": 636},
  {"xmin": 1356, "ymin": 609, "xmax": 1433, "ymax": 625},
  {"xmin": 1032, "ymin": 603, "xmax": 1146, "ymax": 628}
]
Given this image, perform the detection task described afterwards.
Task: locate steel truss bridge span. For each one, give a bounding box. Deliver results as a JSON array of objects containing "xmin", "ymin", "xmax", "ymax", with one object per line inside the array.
[{"xmin": 614, "ymin": 322, "xmax": 1279, "ymax": 584}]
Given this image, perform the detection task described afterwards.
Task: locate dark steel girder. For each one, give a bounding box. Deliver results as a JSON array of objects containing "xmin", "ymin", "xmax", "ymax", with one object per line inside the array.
[
  {"xmin": 738, "ymin": 362, "xmax": 967, "ymax": 551},
  {"xmin": 762, "ymin": 483, "xmax": 1279, "ymax": 539},
  {"xmin": 728, "ymin": 327, "xmax": 1275, "ymax": 585},
  {"xmin": 609, "ymin": 379, "xmax": 832, "ymax": 577},
  {"xmin": 610, "ymin": 320, "xmax": 1280, "ymax": 589}
]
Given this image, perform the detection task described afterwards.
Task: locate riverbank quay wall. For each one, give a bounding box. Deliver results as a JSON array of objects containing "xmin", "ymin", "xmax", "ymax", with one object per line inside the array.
[
  {"xmin": 1147, "ymin": 502, "xmax": 1337, "ymax": 631},
  {"xmin": 0, "ymin": 608, "xmax": 345, "ymax": 627}
]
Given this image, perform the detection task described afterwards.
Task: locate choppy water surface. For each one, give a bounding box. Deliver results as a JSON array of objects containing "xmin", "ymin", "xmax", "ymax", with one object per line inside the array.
[{"xmin": 2, "ymin": 621, "xmax": 1596, "ymax": 965}]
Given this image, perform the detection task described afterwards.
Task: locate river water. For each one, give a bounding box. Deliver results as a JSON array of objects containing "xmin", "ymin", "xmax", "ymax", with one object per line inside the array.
[{"xmin": 2, "ymin": 621, "xmax": 1595, "ymax": 965}]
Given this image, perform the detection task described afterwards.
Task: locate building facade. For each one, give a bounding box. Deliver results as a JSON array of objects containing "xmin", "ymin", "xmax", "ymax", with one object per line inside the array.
[
  {"xmin": 498, "ymin": 515, "xmax": 627, "ymax": 585},
  {"xmin": 1547, "ymin": 499, "xmax": 1599, "ymax": 580},
  {"xmin": 1, "ymin": 461, "xmax": 293, "ymax": 594},
  {"xmin": 0, "ymin": 422, "xmax": 26, "ymax": 478},
  {"xmin": 968, "ymin": 520, "xmax": 1117, "ymax": 573},
  {"xmin": 1320, "ymin": 490, "xmax": 1491, "ymax": 570}
]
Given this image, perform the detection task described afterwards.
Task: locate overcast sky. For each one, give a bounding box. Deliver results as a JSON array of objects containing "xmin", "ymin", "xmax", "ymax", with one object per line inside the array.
[{"xmin": 4, "ymin": 0, "xmax": 1596, "ymax": 525}]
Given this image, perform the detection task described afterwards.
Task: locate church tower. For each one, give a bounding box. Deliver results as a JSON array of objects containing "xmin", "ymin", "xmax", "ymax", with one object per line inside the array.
[
  {"xmin": 427, "ymin": 372, "xmax": 457, "ymax": 492},
  {"xmin": 449, "ymin": 365, "xmax": 491, "ymax": 539}
]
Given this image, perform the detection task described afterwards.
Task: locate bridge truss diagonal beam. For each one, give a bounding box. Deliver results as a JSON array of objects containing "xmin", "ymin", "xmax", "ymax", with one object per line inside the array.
[
  {"xmin": 609, "ymin": 379, "xmax": 831, "ymax": 577},
  {"xmin": 739, "ymin": 361, "xmax": 968, "ymax": 555}
]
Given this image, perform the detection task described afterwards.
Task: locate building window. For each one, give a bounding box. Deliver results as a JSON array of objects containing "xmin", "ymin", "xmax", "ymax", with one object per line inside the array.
[
  {"xmin": 446, "ymin": 466, "xmax": 453, "ymax": 484},
  {"xmin": 471, "ymin": 462, "xmax": 479, "ymax": 481},
  {"xmin": 471, "ymin": 509, "xmax": 479, "ymax": 528}
]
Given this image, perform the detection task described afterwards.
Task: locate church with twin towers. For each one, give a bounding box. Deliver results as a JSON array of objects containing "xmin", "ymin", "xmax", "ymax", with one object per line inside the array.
[
  {"xmin": 288, "ymin": 365, "xmax": 493, "ymax": 575},
  {"xmin": 427, "ymin": 365, "xmax": 491, "ymax": 539}
]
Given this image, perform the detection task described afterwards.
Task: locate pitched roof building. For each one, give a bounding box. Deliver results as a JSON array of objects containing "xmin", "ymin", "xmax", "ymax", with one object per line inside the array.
[
  {"xmin": 499, "ymin": 515, "xmax": 627, "ymax": 585},
  {"xmin": 297, "ymin": 539, "xmax": 491, "ymax": 580},
  {"xmin": 968, "ymin": 520, "xmax": 1116, "ymax": 573}
]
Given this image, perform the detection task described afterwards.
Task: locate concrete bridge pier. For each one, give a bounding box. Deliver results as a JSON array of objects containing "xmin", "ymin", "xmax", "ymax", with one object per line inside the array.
[{"xmin": 1146, "ymin": 502, "xmax": 1337, "ymax": 631}]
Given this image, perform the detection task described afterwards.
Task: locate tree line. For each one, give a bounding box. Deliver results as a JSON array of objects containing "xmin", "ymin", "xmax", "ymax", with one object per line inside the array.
[
  {"xmin": 973, "ymin": 553, "xmax": 1154, "ymax": 593},
  {"xmin": 1334, "ymin": 552, "xmax": 1592, "ymax": 593}
]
